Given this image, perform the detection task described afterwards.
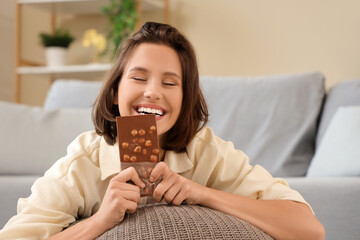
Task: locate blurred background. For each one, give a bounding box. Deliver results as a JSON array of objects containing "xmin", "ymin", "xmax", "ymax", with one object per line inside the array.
[{"xmin": 1, "ymin": 0, "xmax": 360, "ymax": 106}]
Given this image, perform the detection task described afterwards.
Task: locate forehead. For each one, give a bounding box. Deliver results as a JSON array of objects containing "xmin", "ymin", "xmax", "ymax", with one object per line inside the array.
[{"xmin": 124, "ymin": 43, "xmax": 182, "ymax": 76}]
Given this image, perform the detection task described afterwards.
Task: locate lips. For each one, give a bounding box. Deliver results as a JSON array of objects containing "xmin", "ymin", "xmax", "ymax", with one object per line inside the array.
[
  {"xmin": 137, "ymin": 106, "xmax": 164, "ymax": 116},
  {"xmin": 134, "ymin": 104, "xmax": 167, "ymax": 118}
]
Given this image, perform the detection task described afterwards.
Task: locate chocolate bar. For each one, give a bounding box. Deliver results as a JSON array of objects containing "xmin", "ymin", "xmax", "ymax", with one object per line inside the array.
[{"xmin": 116, "ymin": 114, "xmax": 160, "ymax": 196}]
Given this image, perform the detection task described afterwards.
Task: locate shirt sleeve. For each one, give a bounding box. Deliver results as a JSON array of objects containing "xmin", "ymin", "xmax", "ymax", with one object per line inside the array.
[
  {"xmin": 0, "ymin": 174, "xmax": 82, "ymax": 239},
  {"xmin": 186, "ymin": 127, "xmax": 311, "ymax": 208},
  {"xmin": 0, "ymin": 133, "xmax": 104, "ymax": 239}
]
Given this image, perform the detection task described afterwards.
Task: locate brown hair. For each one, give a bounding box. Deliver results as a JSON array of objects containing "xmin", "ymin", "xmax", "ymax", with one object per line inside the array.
[{"xmin": 92, "ymin": 22, "xmax": 208, "ymax": 153}]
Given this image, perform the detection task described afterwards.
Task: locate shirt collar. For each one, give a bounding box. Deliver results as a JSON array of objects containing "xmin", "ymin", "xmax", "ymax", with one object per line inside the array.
[
  {"xmin": 99, "ymin": 136, "xmax": 194, "ymax": 180},
  {"xmin": 164, "ymin": 150, "xmax": 193, "ymax": 174}
]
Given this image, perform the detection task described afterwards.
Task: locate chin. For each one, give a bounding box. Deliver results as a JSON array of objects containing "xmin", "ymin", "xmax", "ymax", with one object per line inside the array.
[{"xmin": 157, "ymin": 128, "xmax": 166, "ymax": 137}]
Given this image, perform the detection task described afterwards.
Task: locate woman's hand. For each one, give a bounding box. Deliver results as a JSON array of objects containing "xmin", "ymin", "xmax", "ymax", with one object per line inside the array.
[
  {"xmin": 92, "ymin": 167, "xmax": 145, "ymax": 231},
  {"xmin": 150, "ymin": 162, "xmax": 206, "ymax": 205},
  {"xmin": 48, "ymin": 167, "xmax": 145, "ymax": 240}
]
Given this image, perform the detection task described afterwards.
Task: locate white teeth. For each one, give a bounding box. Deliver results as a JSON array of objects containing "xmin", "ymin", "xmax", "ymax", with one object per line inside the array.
[{"xmin": 137, "ymin": 107, "xmax": 164, "ymax": 116}]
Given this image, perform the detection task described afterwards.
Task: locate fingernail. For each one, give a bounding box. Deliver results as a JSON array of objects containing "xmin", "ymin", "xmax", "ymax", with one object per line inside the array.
[{"xmin": 149, "ymin": 177, "xmax": 154, "ymax": 182}]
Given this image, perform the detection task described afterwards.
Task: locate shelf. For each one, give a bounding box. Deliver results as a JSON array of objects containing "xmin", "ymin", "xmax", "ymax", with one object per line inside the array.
[
  {"xmin": 17, "ymin": 63, "xmax": 112, "ymax": 74},
  {"xmin": 18, "ymin": 0, "xmax": 165, "ymax": 14},
  {"xmin": 15, "ymin": 0, "xmax": 169, "ymax": 103}
]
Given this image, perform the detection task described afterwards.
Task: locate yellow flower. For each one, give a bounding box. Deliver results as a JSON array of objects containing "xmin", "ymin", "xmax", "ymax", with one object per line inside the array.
[
  {"xmin": 82, "ymin": 38, "xmax": 91, "ymax": 47},
  {"xmin": 82, "ymin": 29, "xmax": 107, "ymax": 52}
]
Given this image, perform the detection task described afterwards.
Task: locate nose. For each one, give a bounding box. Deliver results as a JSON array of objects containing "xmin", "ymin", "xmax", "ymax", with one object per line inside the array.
[{"xmin": 143, "ymin": 80, "xmax": 162, "ymax": 100}]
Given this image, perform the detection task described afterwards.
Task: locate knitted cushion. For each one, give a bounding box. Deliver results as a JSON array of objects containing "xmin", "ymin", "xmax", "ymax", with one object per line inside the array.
[{"xmin": 96, "ymin": 204, "xmax": 273, "ymax": 240}]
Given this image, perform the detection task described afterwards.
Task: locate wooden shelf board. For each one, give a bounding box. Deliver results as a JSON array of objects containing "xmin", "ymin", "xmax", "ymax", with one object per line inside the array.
[
  {"xmin": 18, "ymin": 0, "xmax": 164, "ymax": 14},
  {"xmin": 17, "ymin": 63, "xmax": 112, "ymax": 74}
]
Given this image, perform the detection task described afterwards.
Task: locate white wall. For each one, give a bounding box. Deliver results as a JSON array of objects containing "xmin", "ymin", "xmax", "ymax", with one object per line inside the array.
[
  {"xmin": 170, "ymin": 0, "xmax": 360, "ymax": 88},
  {"xmin": 1, "ymin": 0, "xmax": 360, "ymax": 105}
]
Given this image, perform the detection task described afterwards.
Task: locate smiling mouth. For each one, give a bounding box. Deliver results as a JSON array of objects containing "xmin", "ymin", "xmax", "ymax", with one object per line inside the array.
[{"xmin": 136, "ymin": 107, "xmax": 165, "ymax": 117}]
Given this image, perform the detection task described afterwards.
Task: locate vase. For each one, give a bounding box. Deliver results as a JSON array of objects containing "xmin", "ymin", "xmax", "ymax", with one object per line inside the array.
[{"xmin": 45, "ymin": 47, "xmax": 68, "ymax": 67}]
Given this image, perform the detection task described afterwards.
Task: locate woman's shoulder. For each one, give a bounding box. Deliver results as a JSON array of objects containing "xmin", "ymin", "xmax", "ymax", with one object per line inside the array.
[
  {"xmin": 188, "ymin": 126, "xmax": 242, "ymax": 156},
  {"xmin": 68, "ymin": 130, "xmax": 102, "ymax": 153},
  {"xmin": 191, "ymin": 126, "xmax": 232, "ymax": 147},
  {"xmin": 44, "ymin": 130, "xmax": 103, "ymax": 178},
  {"xmin": 185, "ymin": 126, "xmax": 249, "ymax": 170}
]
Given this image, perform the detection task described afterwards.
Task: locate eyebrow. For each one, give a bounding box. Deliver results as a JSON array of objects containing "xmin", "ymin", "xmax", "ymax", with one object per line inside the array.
[
  {"xmin": 129, "ymin": 66, "xmax": 181, "ymax": 80},
  {"xmin": 129, "ymin": 67, "xmax": 148, "ymax": 73}
]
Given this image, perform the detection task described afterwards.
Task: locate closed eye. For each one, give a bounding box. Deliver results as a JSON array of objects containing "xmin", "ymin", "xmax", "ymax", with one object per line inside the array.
[
  {"xmin": 163, "ymin": 82, "xmax": 176, "ymax": 86},
  {"xmin": 132, "ymin": 77, "xmax": 146, "ymax": 82}
]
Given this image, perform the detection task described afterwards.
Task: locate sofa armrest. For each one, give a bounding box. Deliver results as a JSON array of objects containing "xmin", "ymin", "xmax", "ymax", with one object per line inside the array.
[
  {"xmin": 285, "ymin": 177, "xmax": 360, "ymax": 240},
  {"xmin": 0, "ymin": 175, "xmax": 39, "ymax": 229}
]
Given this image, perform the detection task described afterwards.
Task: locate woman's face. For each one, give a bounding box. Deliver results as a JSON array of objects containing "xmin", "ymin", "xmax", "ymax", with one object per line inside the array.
[{"xmin": 115, "ymin": 43, "xmax": 183, "ymax": 140}]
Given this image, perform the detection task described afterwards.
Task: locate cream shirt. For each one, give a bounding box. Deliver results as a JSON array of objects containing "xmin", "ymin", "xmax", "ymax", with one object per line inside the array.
[{"xmin": 0, "ymin": 127, "xmax": 309, "ymax": 239}]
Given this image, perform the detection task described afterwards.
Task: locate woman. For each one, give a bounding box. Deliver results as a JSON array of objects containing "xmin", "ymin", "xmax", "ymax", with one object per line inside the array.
[{"xmin": 0, "ymin": 22, "xmax": 325, "ymax": 240}]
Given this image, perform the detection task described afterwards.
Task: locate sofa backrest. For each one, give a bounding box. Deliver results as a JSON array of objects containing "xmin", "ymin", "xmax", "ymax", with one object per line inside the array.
[
  {"xmin": 0, "ymin": 102, "xmax": 93, "ymax": 175},
  {"xmin": 44, "ymin": 79, "xmax": 102, "ymax": 110},
  {"xmin": 201, "ymin": 72, "xmax": 325, "ymax": 177},
  {"xmin": 28, "ymin": 72, "xmax": 326, "ymax": 177}
]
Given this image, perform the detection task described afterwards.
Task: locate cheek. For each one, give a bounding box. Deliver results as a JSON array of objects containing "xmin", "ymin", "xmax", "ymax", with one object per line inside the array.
[
  {"xmin": 117, "ymin": 81, "xmax": 133, "ymax": 102},
  {"xmin": 117, "ymin": 94, "xmax": 134, "ymax": 115},
  {"xmin": 116, "ymin": 90, "xmax": 129, "ymax": 114},
  {"xmin": 176, "ymin": 91, "xmax": 183, "ymax": 114},
  {"xmin": 170, "ymin": 90, "xmax": 183, "ymax": 121}
]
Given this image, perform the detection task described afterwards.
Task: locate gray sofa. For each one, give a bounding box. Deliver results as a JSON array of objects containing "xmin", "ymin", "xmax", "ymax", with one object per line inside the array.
[{"xmin": 1, "ymin": 72, "xmax": 359, "ymax": 239}]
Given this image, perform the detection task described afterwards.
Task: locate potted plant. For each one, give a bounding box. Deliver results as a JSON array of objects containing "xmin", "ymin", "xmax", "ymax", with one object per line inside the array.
[
  {"xmin": 102, "ymin": 0, "xmax": 138, "ymax": 56},
  {"xmin": 39, "ymin": 28, "xmax": 75, "ymax": 66}
]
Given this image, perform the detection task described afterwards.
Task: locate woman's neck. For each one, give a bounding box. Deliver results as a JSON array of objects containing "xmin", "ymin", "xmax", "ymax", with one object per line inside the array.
[{"xmin": 159, "ymin": 148, "xmax": 166, "ymax": 161}]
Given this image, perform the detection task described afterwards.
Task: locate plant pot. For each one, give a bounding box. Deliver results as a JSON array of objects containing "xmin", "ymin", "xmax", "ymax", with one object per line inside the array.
[{"xmin": 45, "ymin": 47, "xmax": 68, "ymax": 66}]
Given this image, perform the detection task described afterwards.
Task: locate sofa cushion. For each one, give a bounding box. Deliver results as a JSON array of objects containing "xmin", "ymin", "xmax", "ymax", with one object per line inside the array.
[
  {"xmin": 316, "ymin": 79, "xmax": 360, "ymax": 148},
  {"xmin": 95, "ymin": 204, "xmax": 273, "ymax": 239},
  {"xmin": 44, "ymin": 79, "xmax": 102, "ymax": 110},
  {"xmin": 286, "ymin": 177, "xmax": 360, "ymax": 240},
  {"xmin": 0, "ymin": 175, "xmax": 38, "ymax": 229},
  {"xmin": 0, "ymin": 101, "xmax": 93, "ymax": 175},
  {"xmin": 200, "ymin": 72, "xmax": 325, "ymax": 177},
  {"xmin": 307, "ymin": 106, "xmax": 360, "ymax": 177}
]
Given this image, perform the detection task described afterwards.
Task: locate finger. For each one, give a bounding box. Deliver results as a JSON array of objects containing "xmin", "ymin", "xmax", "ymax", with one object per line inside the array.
[
  {"xmin": 150, "ymin": 162, "xmax": 170, "ymax": 183},
  {"xmin": 111, "ymin": 182, "xmax": 142, "ymax": 203},
  {"xmin": 112, "ymin": 167, "xmax": 145, "ymax": 189},
  {"xmin": 153, "ymin": 172, "xmax": 176, "ymax": 202},
  {"xmin": 172, "ymin": 188, "xmax": 190, "ymax": 206},
  {"xmin": 122, "ymin": 189, "xmax": 141, "ymax": 204},
  {"xmin": 106, "ymin": 182, "xmax": 141, "ymax": 205},
  {"xmin": 109, "ymin": 181, "xmax": 140, "ymax": 193},
  {"xmin": 125, "ymin": 200, "xmax": 138, "ymax": 214},
  {"xmin": 163, "ymin": 182, "xmax": 182, "ymax": 204}
]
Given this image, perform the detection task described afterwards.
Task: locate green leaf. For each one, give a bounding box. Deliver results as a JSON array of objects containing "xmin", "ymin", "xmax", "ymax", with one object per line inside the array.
[
  {"xmin": 39, "ymin": 28, "xmax": 75, "ymax": 48},
  {"xmin": 102, "ymin": 0, "xmax": 138, "ymax": 56}
]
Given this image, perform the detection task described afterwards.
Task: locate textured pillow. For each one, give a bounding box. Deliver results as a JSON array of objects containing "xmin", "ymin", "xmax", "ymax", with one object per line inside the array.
[
  {"xmin": 0, "ymin": 101, "xmax": 93, "ymax": 175},
  {"xmin": 307, "ymin": 106, "xmax": 360, "ymax": 177},
  {"xmin": 316, "ymin": 79, "xmax": 360, "ymax": 149},
  {"xmin": 96, "ymin": 204, "xmax": 273, "ymax": 240},
  {"xmin": 44, "ymin": 79, "xmax": 102, "ymax": 110},
  {"xmin": 200, "ymin": 72, "xmax": 325, "ymax": 177}
]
